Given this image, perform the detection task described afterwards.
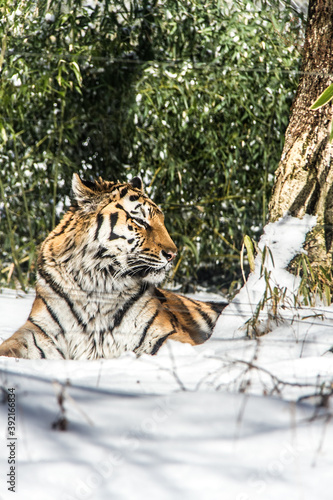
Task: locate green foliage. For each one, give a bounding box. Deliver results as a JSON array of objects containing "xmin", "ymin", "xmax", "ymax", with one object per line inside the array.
[
  {"xmin": 310, "ymin": 83, "xmax": 333, "ymax": 141},
  {"xmin": 310, "ymin": 83, "xmax": 333, "ymax": 110},
  {"xmin": 0, "ymin": 0, "xmax": 304, "ymax": 292},
  {"xmin": 294, "ymin": 254, "xmax": 333, "ymax": 307}
]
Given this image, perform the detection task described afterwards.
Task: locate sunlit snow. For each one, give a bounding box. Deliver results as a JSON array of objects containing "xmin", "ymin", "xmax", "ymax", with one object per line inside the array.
[{"xmin": 0, "ymin": 215, "xmax": 332, "ymax": 500}]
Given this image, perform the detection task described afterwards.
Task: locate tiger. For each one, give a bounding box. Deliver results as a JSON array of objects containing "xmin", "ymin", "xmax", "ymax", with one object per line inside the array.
[{"xmin": 0, "ymin": 174, "xmax": 226, "ymax": 360}]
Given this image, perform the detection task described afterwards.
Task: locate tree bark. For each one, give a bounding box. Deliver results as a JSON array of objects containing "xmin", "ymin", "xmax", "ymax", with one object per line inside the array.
[{"xmin": 269, "ymin": 0, "xmax": 333, "ymax": 268}]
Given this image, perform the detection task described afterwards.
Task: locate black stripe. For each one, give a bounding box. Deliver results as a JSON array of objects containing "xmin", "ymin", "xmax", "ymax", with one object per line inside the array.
[
  {"xmin": 109, "ymin": 232, "xmax": 126, "ymax": 241},
  {"xmin": 156, "ymin": 291, "xmax": 211, "ymax": 342},
  {"xmin": 172, "ymin": 295, "xmax": 197, "ymax": 320},
  {"xmin": 173, "ymin": 295, "xmax": 210, "ymax": 339},
  {"xmin": 102, "ymin": 266, "xmax": 115, "ymax": 278},
  {"xmin": 184, "ymin": 295, "xmax": 227, "ymax": 313},
  {"xmin": 110, "ymin": 212, "xmax": 119, "ymax": 229},
  {"xmin": 95, "ymin": 213, "xmax": 104, "ymax": 240},
  {"xmin": 120, "ymin": 187, "xmax": 128, "ymax": 198},
  {"xmin": 31, "ymin": 331, "xmax": 46, "ymax": 359},
  {"xmin": 38, "ymin": 265, "xmax": 85, "ymax": 328},
  {"xmin": 28, "ymin": 316, "xmax": 66, "ymax": 358},
  {"xmin": 61, "ymin": 242, "xmax": 76, "ymax": 264},
  {"xmin": 129, "ymin": 239, "xmax": 141, "ymax": 253},
  {"xmin": 38, "ymin": 295, "xmax": 66, "ymax": 338},
  {"xmin": 46, "ymin": 210, "xmax": 75, "ymax": 243},
  {"xmin": 151, "ymin": 332, "xmax": 174, "ymax": 355},
  {"xmin": 94, "ymin": 246, "xmax": 109, "ymax": 259},
  {"xmin": 184, "ymin": 295, "xmax": 227, "ymax": 325},
  {"xmin": 81, "ymin": 244, "xmax": 88, "ymax": 258},
  {"xmin": 62, "ymin": 242, "xmax": 76, "ymax": 254},
  {"xmin": 113, "ymin": 284, "xmax": 147, "ymax": 328},
  {"xmin": 134, "ymin": 310, "xmax": 159, "ymax": 352},
  {"xmin": 180, "ymin": 295, "xmax": 214, "ymax": 329},
  {"xmin": 154, "ymin": 288, "xmax": 178, "ymax": 330},
  {"xmin": 115, "ymin": 203, "xmax": 131, "ymax": 220},
  {"xmin": 154, "ymin": 288, "xmax": 167, "ymax": 303},
  {"xmin": 207, "ymin": 301, "xmax": 228, "ymax": 314},
  {"xmin": 109, "ymin": 212, "xmax": 126, "ymax": 241},
  {"xmin": 130, "ymin": 195, "xmax": 140, "ymax": 202}
]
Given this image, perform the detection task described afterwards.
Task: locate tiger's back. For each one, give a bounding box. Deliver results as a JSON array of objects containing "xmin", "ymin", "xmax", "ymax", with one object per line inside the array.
[{"xmin": 0, "ymin": 174, "xmax": 226, "ymax": 360}]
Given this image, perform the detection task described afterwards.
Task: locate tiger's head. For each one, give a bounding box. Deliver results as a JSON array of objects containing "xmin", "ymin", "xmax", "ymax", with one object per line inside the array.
[{"xmin": 70, "ymin": 173, "xmax": 177, "ymax": 286}]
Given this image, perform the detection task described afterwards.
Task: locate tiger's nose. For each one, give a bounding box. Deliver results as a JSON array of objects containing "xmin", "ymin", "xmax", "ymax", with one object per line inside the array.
[{"xmin": 162, "ymin": 250, "xmax": 177, "ymax": 262}]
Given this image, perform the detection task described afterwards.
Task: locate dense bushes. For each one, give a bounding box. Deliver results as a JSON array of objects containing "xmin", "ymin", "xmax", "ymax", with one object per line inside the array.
[{"xmin": 0, "ymin": 0, "xmax": 304, "ymax": 292}]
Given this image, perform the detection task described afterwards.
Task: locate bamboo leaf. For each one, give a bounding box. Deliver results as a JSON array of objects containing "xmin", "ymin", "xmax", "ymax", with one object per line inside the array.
[
  {"xmin": 310, "ymin": 83, "xmax": 333, "ymax": 110},
  {"xmin": 181, "ymin": 236, "xmax": 199, "ymax": 262},
  {"xmin": 244, "ymin": 235, "xmax": 255, "ymax": 272},
  {"xmin": 70, "ymin": 61, "xmax": 82, "ymax": 87},
  {"xmin": 324, "ymin": 285, "xmax": 331, "ymax": 306}
]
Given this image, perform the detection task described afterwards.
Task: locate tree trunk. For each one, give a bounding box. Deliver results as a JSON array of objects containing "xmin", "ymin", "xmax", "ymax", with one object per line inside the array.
[{"xmin": 269, "ymin": 0, "xmax": 333, "ymax": 268}]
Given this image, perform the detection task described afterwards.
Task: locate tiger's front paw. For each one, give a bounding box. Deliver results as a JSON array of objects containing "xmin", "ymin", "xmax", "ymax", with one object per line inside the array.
[{"xmin": 0, "ymin": 339, "xmax": 28, "ymax": 359}]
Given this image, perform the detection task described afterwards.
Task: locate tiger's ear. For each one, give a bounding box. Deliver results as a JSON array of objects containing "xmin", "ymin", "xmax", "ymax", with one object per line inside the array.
[
  {"xmin": 72, "ymin": 173, "xmax": 97, "ymax": 207},
  {"xmin": 129, "ymin": 176, "xmax": 144, "ymax": 192}
]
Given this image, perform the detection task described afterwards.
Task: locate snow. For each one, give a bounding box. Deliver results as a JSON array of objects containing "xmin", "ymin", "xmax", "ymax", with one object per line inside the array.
[
  {"xmin": 1, "ymin": 215, "xmax": 333, "ymax": 500},
  {"xmin": 215, "ymin": 214, "xmax": 317, "ymax": 336}
]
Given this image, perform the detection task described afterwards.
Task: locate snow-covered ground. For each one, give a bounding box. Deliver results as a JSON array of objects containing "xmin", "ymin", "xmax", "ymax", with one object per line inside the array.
[{"xmin": 1, "ymin": 215, "xmax": 333, "ymax": 500}]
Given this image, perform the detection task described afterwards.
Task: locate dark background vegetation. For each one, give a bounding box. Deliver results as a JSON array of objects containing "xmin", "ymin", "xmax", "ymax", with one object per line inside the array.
[{"xmin": 0, "ymin": 0, "xmax": 305, "ymax": 294}]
